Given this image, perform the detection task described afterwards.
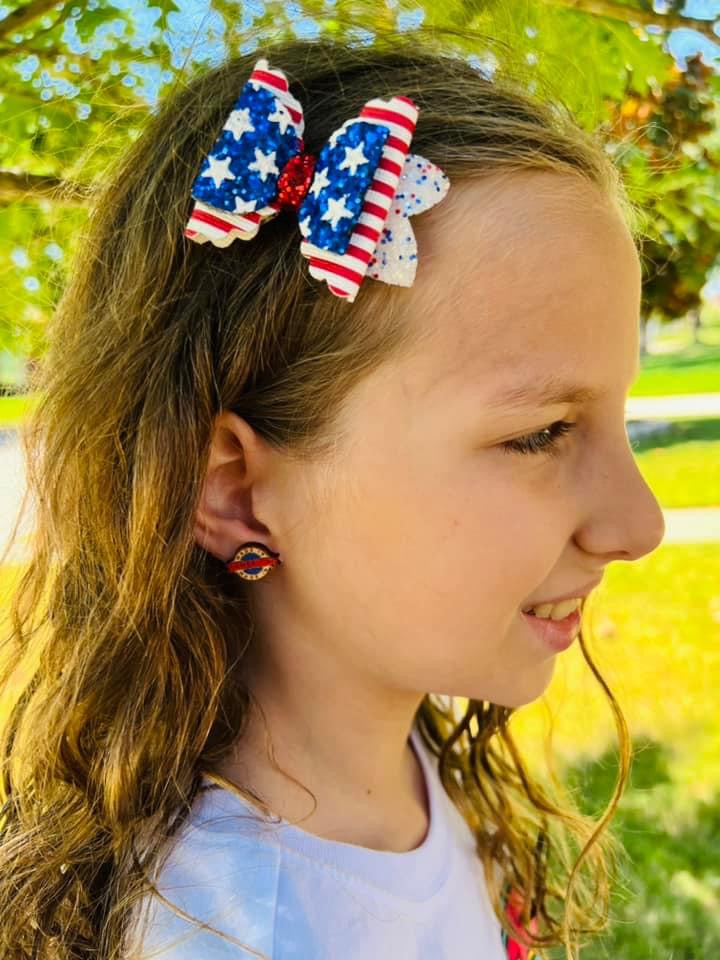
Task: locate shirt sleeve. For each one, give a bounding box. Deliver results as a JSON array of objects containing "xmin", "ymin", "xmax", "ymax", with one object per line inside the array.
[{"xmin": 122, "ymin": 827, "xmax": 282, "ymax": 959}]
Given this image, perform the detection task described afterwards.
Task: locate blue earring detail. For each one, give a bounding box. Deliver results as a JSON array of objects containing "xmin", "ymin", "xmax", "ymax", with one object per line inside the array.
[{"xmin": 226, "ymin": 541, "xmax": 282, "ymax": 581}]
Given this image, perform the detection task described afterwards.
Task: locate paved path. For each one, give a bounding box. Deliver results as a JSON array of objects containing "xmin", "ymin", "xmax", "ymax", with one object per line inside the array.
[
  {"xmin": 0, "ymin": 431, "xmax": 30, "ymax": 564},
  {"xmin": 2, "ymin": 393, "xmax": 720, "ymax": 563},
  {"xmin": 625, "ymin": 393, "xmax": 720, "ymax": 419}
]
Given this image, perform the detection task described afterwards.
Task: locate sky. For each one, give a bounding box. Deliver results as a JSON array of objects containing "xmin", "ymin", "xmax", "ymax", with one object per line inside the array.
[
  {"xmin": 74, "ymin": 0, "xmax": 720, "ymax": 298},
  {"xmin": 663, "ymin": 0, "xmax": 720, "ymax": 69},
  {"xmin": 2, "ymin": 0, "xmax": 718, "ymax": 104},
  {"xmin": 51, "ymin": 0, "xmax": 720, "ymax": 106},
  {"xmin": 2, "ymin": 0, "xmax": 719, "ymax": 296}
]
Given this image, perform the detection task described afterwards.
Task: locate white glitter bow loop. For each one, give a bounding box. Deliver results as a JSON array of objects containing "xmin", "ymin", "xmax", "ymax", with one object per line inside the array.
[
  {"xmin": 361, "ymin": 153, "xmax": 450, "ymax": 292},
  {"xmin": 184, "ymin": 57, "xmax": 451, "ymax": 303}
]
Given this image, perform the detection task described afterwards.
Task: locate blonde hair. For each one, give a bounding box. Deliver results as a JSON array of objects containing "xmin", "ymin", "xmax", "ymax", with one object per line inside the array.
[{"xmin": 0, "ymin": 32, "xmax": 636, "ymax": 960}]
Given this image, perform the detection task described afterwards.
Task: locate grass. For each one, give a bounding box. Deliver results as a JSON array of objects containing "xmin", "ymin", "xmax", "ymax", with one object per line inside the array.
[
  {"xmin": 1, "ymin": 323, "xmax": 719, "ymax": 958},
  {"xmin": 632, "ymin": 418, "xmax": 720, "ymax": 508},
  {"xmin": 562, "ymin": 743, "xmax": 720, "ymax": 959},
  {"xmin": 1, "ymin": 323, "xmax": 719, "ymax": 429},
  {"xmin": 2, "ymin": 541, "xmax": 719, "ymax": 957},
  {"xmin": 6, "ymin": 405, "xmax": 720, "ymax": 513},
  {"xmin": 628, "ymin": 314, "xmax": 720, "ymax": 397},
  {"xmin": 511, "ymin": 542, "xmax": 720, "ymax": 792},
  {"xmin": 629, "ymin": 341, "xmax": 720, "ymax": 397},
  {"xmin": 507, "ymin": 541, "xmax": 720, "ymax": 958},
  {"xmin": 0, "ymin": 394, "xmax": 36, "ymax": 428}
]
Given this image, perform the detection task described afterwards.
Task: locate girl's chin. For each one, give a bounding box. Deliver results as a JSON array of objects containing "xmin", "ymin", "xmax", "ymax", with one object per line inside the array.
[{"xmin": 453, "ymin": 654, "xmax": 556, "ymax": 709}]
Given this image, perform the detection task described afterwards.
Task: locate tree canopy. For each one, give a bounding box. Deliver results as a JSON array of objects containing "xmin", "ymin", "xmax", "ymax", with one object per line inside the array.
[{"xmin": 1, "ymin": 0, "xmax": 719, "ymax": 359}]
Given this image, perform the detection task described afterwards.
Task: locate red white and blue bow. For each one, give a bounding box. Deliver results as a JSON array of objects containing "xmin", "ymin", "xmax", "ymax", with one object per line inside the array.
[{"xmin": 184, "ymin": 57, "xmax": 450, "ymax": 303}]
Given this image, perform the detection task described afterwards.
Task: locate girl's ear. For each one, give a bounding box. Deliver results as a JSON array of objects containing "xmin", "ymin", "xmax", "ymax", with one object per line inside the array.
[{"xmin": 193, "ymin": 411, "xmax": 278, "ymax": 563}]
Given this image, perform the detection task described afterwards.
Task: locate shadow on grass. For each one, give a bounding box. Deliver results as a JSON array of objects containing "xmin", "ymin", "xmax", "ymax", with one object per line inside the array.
[
  {"xmin": 629, "ymin": 417, "xmax": 720, "ymax": 455},
  {"xmin": 639, "ymin": 343, "xmax": 720, "ymax": 373},
  {"xmin": 544, "ymin": 739, "xmax": 720, "ymax": 959}
]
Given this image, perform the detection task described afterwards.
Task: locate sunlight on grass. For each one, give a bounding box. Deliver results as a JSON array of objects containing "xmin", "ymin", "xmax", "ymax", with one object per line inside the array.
[
  {"xmin": 2, "ymin": 544, "xmax": 718, "ymax": 788},
  {"xmin": 2, "ymin": 542, "xmax": 719, "ymax": 955},
  {"xmin": 6, "ymin": 545, "xmax": 715, "ymax": 795},
  {"xmin": 634, "ymin": 439, "xmax": 720, "ymax": 507},
  {"xmin": 629, "ymin": 341, "xmax": 720, "ymax": 397},
  {"xmin": 509, "ymin": 542, "xmax": 720, "ymax": 803},
  {"xmin": 0, "ymin": 394, "xmax": 39, "ymax": 428}
]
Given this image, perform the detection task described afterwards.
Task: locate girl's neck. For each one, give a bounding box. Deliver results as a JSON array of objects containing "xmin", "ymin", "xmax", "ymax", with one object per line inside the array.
[{"xmin": 208, "ymin": 720, "xmax": 430, "ymax": 853}]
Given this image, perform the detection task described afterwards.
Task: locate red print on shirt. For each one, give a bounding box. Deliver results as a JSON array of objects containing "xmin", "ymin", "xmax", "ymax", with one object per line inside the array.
[{"xmin": 500, "ymin": 886, "xmax": 540, "ymax": 960}]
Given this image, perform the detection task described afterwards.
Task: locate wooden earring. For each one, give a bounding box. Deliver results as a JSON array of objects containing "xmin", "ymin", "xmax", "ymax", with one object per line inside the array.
[{"xmin": 226, "ymin": 542, "xmax": 282, "ymax": 581}]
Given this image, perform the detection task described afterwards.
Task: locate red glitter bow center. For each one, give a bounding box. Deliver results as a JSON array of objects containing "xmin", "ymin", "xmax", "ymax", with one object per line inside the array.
[{"xmin": 276, "ymin": 151, "xmax": 317, "ymax": 213}]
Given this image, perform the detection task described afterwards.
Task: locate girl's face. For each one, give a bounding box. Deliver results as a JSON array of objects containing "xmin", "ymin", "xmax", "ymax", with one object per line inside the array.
[{"xmin": 201, "ymin": 171, "xmax": 666, "ymax": 711}]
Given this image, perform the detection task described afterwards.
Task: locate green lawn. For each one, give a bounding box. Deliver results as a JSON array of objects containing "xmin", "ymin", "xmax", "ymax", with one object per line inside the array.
[
  {"xmin": 629, "ymin": 342, "xmax": 720, "ymax": 397},
  {"xmin": 7, "ymin": 382, "xmax": 719, "ymax": 508},
  {"xmin": 0, "ymin": 393, "xmax": 38, "ymax": 428},
  {"xmin": 3, "ymin": 541, "xmax": 718, "ymax": 957},
  {"xmin": 627, "ymin": 326, "xmax": 720, "ymax": 508},
  {"xmin": 632, "ymin": 418, "xmax": 720, "ymax": 508},
  {"xmin": 507, "ymin": 541, "xmax": 720, "ymax": 958},
  {"xmin": 628, "ymin": 313, "xmax": 720, "ymax": 397},
  {"xmin": 1, "ymin": 328, "xmax": 719, "ymax": 958}
]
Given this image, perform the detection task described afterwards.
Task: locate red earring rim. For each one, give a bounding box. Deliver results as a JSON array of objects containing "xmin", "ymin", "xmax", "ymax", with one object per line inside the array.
[{"xmin": 226, "ymin": 541, "xmax": 282, "ymax": 576}]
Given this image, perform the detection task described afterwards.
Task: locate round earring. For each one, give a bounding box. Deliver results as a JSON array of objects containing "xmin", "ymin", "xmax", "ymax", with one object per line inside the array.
[{"xmin": 226, "ymin": 541, "xmax": 282, "ymax": 581}]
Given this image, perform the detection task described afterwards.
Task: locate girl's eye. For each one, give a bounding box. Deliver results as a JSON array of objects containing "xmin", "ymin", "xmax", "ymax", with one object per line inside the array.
[{"xmin": 501, "ymin": 420, "xmax": 576, "ymax": 458}]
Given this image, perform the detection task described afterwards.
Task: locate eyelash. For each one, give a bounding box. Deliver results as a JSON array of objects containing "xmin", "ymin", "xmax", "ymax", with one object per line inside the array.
[{"xmin": 501, "ymin": 420, "xmax": 576, "ymax": 457}]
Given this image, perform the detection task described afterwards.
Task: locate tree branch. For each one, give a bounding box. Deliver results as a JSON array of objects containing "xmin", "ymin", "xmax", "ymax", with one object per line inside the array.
[
  {"xmin": 550, "ymin": 0, "xmax": 720, "ymax": 44},
  {"xmin": 0, "ymin": 169, "xmax": 89, "ymax": 204},
  {"xmin": 0, "ymin": 1, "xmax": 74, "ymax": 52},
  {"xmin": 0, "ymin": 39, "xmax": 95, "ymax": 70},
  {"xmin": 0, "ymin": 0, "xmax": 66, "ymax": 40}
]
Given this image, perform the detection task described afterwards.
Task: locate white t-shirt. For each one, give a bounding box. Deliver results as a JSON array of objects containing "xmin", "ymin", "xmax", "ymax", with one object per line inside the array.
[{"xmin": 125, "ymin": 724, "xmax": 509, "ymax": 959}]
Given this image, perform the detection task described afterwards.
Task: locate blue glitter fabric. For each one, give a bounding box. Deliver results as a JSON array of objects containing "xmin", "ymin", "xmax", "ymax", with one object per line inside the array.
[
  {"xmin": 190, "ymin": 84, "xmax": 301, "ymax": 216},
  {"xmin": 185, "ymin": 56, "xmax": 451, "ymax": 302},
  {"xmin": 191, "ymin": 83, "xmax": 388, "ymax": 256},
  {"xmin": 296, "ymin": 121, "xmax": 389, "ymax": 256}
]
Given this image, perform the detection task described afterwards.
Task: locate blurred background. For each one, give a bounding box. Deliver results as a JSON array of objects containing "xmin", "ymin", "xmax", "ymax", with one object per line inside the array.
[{"xmin": 0, "ymin": 0, "xmax": 719, "ymax": 956}]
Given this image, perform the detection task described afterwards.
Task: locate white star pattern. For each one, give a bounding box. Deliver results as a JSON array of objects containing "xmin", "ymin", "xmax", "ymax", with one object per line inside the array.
[
  {"xmin": 248, "ymin": 147, "xmax": 279, "ymax": 182},
  {"xmin": 327, "ymin": 121, "xmax": 350, "ymax": 150},
  {"xmin": 233, "ymin": 196, "xmax": 258, "ymax": 214},
  {"xmin": 338, "ymin": 143, "xmax": 368, "ymax": 176},
  {"xmin": 223, "ymin": 107, "xmax": 255, "ymax": 140},
  {"xmin": 298, "ymin": 214, "xmax": 311, "ymax": 237},
  {"xmin": 309, "ymin": 166, "xmax": 331, "ymax": 199},
  {"xmin": 322, "ymin": 195, "xmax": 354, "ymax": 230},
  {"xmin": 268, "ymin": 103, "xmax": 293, "ymax": 135},
  {"xmin": 204, "ymin": 154, "xmax": 235, "ymax": 189}
]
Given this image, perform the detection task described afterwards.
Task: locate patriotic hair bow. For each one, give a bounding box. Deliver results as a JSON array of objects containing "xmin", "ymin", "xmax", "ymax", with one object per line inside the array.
[{"xmin": 184, "ymin": 57, "xmax": 450, "ymax": 303}]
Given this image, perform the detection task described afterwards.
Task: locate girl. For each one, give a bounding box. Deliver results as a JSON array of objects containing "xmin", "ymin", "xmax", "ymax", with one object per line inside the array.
[{"xmin": 0, "ymin": 31, "xmax": 665, "ymax": 960}]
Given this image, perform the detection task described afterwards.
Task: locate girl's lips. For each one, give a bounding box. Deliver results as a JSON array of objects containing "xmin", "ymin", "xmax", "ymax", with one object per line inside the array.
[{"xmin": 521, "ymin": 607, "xmax": 581, "ymax": 652}]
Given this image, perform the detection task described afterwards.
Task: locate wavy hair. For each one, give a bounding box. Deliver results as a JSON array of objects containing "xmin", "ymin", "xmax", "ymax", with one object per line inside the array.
[{"xmin": 0, "ymin": 30, "xmax": 636, "ymax": 960}]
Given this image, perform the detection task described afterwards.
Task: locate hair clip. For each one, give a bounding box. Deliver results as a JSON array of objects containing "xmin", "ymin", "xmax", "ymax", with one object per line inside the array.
[{"xmin": 184, "ymin": 56, "xmax": 450, "ymax": 303}]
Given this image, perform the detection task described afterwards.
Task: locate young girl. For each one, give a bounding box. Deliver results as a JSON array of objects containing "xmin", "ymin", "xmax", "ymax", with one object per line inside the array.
[{"xmin": 0, "ymin": 32, "xmax": 665, "ymax": 960}]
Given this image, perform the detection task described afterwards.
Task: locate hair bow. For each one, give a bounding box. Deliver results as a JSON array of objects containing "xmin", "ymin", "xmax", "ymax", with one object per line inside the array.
[{"xmin": 184, "ymin": 56, "xmax": 450, "ymax": 303}]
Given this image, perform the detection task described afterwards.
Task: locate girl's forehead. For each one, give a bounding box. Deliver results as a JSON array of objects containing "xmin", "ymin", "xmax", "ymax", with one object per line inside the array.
[
  {"xmin": 398, "ymin": 172, "xmax": 641, "ymax": 402},
  {"xmin": 414, "ymin": 170, "xmax": 633, "ymax": 281},
  {"xmin": 415, "ymin": 173, "xmax": 635, "ymax": 311}
]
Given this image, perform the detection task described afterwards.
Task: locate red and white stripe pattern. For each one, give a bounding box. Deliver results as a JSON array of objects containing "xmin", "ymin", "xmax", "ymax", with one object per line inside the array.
[
  {"xmin": 184, "ymin": 58, "xmax": 420, "ymax": 303},
  {"xmin": 299, "ymin": 95, "xmax": 418, "ymax": 302},
  {"xmin": 183, "ymin": 199, "xmax": 277, "ymax": 246},
  {"xmin": 183, "ymin": 58, "xmax": 304, "ymax": 247}
]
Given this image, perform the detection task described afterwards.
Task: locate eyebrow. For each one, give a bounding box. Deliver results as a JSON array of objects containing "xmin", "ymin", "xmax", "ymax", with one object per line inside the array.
[{"xmin": 486, "ymin": 365, "xmax": 639, "ymax": 410}]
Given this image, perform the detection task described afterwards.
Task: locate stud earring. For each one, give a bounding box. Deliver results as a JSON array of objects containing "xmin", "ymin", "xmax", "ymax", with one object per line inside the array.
[{"xmin": 226, "ymin": 541, "xmax": 282, "ymax": 581}]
